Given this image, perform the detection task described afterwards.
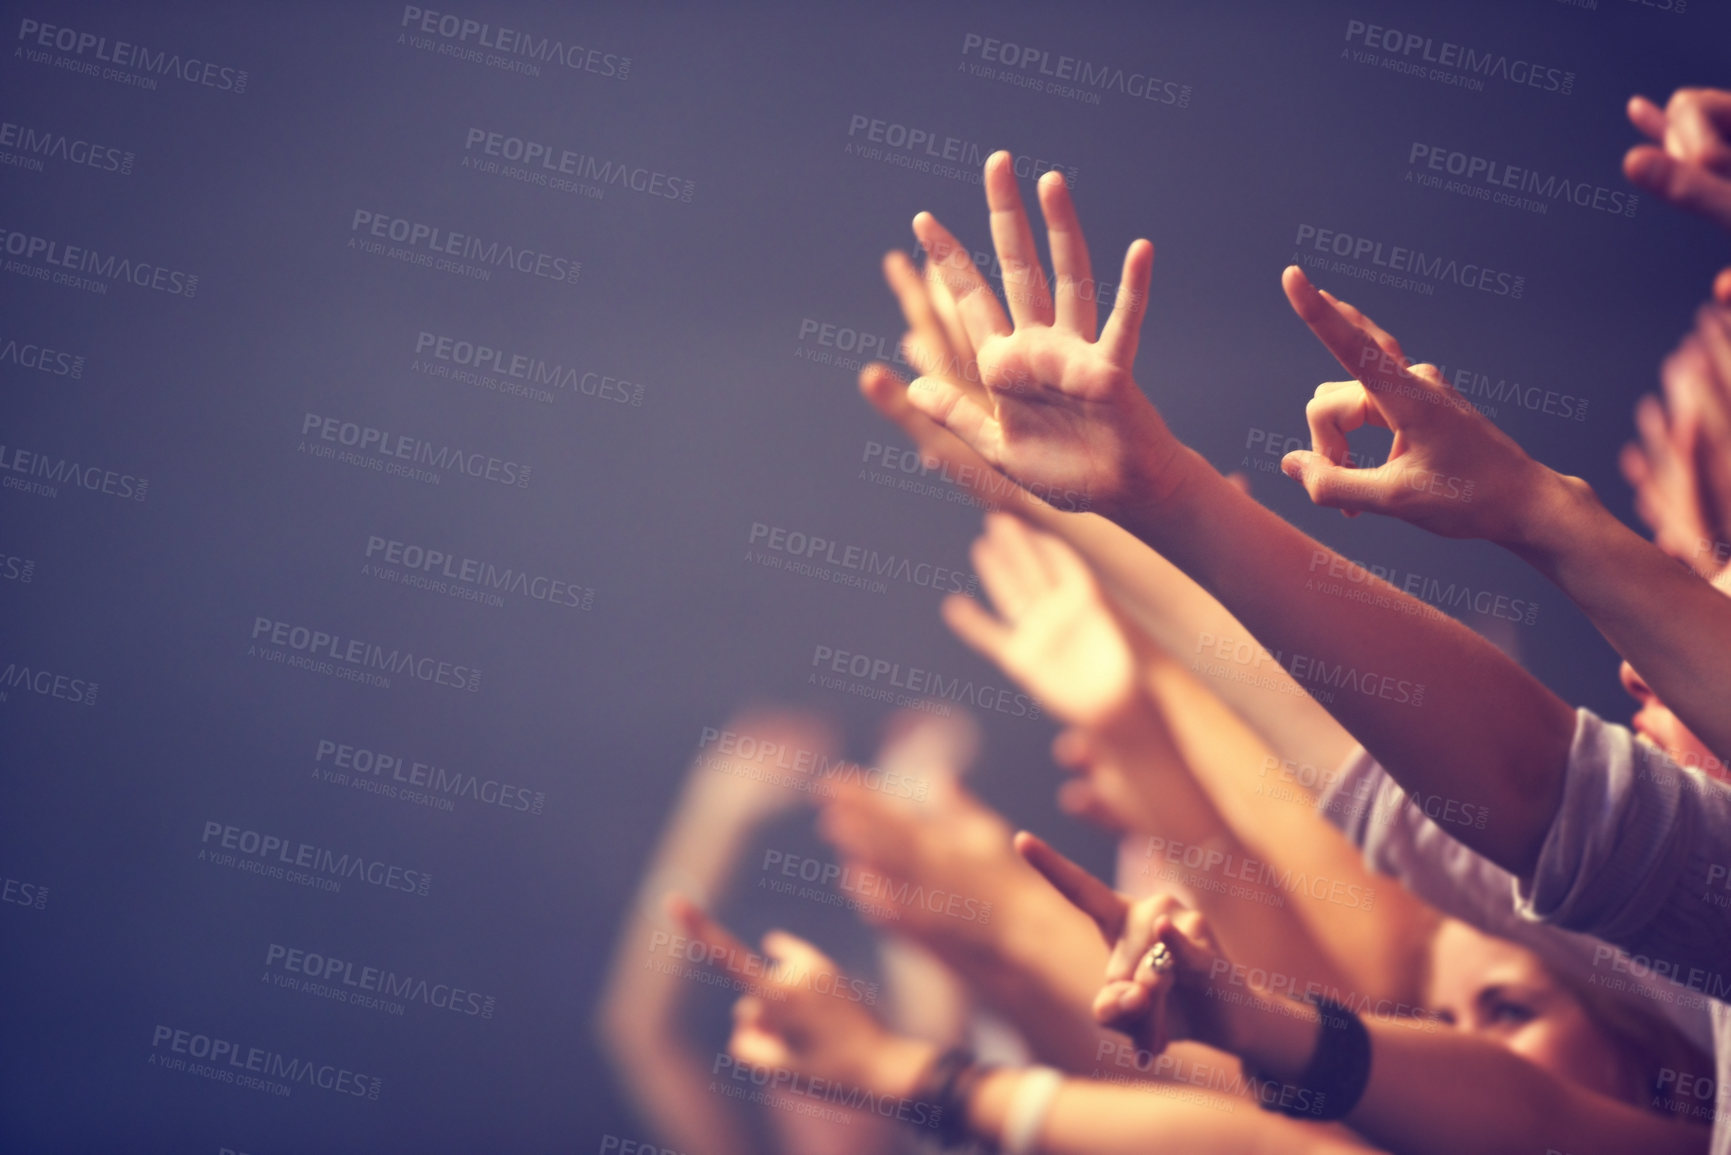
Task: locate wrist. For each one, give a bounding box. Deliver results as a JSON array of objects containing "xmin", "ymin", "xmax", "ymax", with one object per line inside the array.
[
  {"xmin": 868, "ymin": 1034, "xmax": 942, "ymax": 1102},
  {"xmin": 1503, "ymin": 465, "xmax": 1600, "ymax": 563}
]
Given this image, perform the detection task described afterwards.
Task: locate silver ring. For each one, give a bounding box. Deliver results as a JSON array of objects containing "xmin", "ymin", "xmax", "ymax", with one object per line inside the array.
[{"xmin": 1139, "ymin": 941, "xmax": 1175, "ymax": 977}]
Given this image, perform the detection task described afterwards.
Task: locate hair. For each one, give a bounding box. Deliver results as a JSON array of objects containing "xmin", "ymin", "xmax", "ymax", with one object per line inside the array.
[{"xmin": 1545, "ymin": 963, "xmax": 1715, "ymax": 1123}]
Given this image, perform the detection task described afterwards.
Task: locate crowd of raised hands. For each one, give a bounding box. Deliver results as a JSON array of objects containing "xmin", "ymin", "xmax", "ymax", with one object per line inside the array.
[{"xmin": 598, "ymin": 88, "xmax": 1731, "ymax": 1155}]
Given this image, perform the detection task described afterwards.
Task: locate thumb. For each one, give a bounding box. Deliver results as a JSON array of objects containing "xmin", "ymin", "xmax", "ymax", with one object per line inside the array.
[
  {"xmin": 1281, "ymin": 450, "xmax": 1382, "ymax": 516},
  {"xmin": 1626, "ymin": 146, "xmax": 1731, "ymax": 232}
]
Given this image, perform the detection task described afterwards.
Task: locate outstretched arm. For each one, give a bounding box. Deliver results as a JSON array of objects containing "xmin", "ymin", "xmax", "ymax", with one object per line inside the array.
[
  {"xmin": 1279, "ymin": 276, "xmax": 1731, "ymax": 774},
  {"xmin": 672, "ymin": 897, "xmax": 1371, "ymax": 1155},
  {"xmin": 943, "ymin": 512, "xmax": 1434, "ymax": 1004},
  {"xmin": 896, "ymin": 153, "xmax": 1573, "ymax": 875},
  {"xmin": 1017, "ymin": 837, "xmax": 1708, "ymax": 1155},
  {"xmin": 866, "ymin": 253, "xmax": 1354, "ymax": 776}
]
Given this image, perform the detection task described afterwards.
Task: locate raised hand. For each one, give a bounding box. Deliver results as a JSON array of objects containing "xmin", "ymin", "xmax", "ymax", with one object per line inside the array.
[
  {"xmin": 666, "ymin": 896, "xmax": 932, "ymax": 1099},
  {"xmin": 1279, "ymin": 267, "xmax": 1584, "ymax": 545},
  {"xmin": 1626, "ymin": 89, "xmax": 1731, "ymax": 304},
  {"xmin": 899, "ymin": 152, "xmax": 1177, "ymax": 518},
  {"xmin": 942, "ymin": 513, "xmax": 1143, "ymax": 728},
  {"xmin": 1014, "ymin": 832, "xmax": 1229, "ymax": 1057},
  {"xmin": 1619, "ymin": 340, "xmax": 1725, "ymax": 570}
]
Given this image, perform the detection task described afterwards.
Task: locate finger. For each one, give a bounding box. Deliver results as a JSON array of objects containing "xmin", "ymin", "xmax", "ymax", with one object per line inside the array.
[
  {"xmin": 667, "ymin": 894, "xmax": 758, "ymax": 967},
  {"xmin": 1318, "ymin": 289, "xmax": 1407, "ymax": 366},
  {"xmin": 970, "ymin": 524, "xmax": 1037, "ymax": 619},
  {"xmin": 1022, "ymin": 516, "xmax": 1094, "ymax": 588},
  {"xmin": 1624, "ymin": 147, "xmax": 1731, "ymax": 232},
  {"xmin": 1667, "ymin": 90, "xmax": 1731, "ymax": 173},
  {"xmin": 1282, "ymin": 267, "xmax": 1429, "ymax": 423},
  {"xmin": 914, "ymin": 211, "xmax": 1011, "ymax": 348},
  {"xmin": 941, "ymin": 592, "xmax": 1014, "ymax": 662},
  {"xmin": 989, "ymin": 510, "xmax": 1060, "ymax": 592},
  {"xmin": 1628, "ymin": 94, "xmax": 1668, "ymax": 143},
  {"xmin": 1715, "ymin": 267, "xmax": 1731, "ymax": 308},
  {"xmin": 887, "ymin": 251, "xmax": 983, "ymax": 399},
  {"xmin": 1014, "ymin": 830, "xmax": 1128, "ymax": 939},
  {"xmin": 1038, "ymin": 170, "xmax": 1098, "ymax": 339},
  {"xmin": 984, "ymin": 151, "xmax": 1054, "ymax": 328},
  {"xmin": 904, "ymin": 373, "xmax": 1002, "ymax": 456},
  {"xmin": 1160, "ymin": 907, "xmax": 1223, "ymax": 967},
  {"xmin": 1055, "ymin": 776, "xmax": 1121, "ymax": 830},
  {"xmin": 1098, "ymin": 239, "xmax": 1155, "ymax": 369},
  {"xmin": 1051, "ymin": 727, "xmax": 1096, "ymax": 771},
  {"xmin": 926, "ymin": 259, "xmax": 982, "ymax": 381},
  {"xmin": 1281, "ymin": 451, "xmax": 1387, "ymax": 516},
  {"xmin": 1305, "ymin": 381, "xmax": 1383, "ymax": 466},
  {"xmin": 1223, "ymin": 471, "xmax": 1252, "ymax": 496}
]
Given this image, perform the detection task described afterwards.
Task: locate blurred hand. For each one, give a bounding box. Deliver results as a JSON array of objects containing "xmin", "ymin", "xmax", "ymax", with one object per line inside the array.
[
  {"xmin": 1619, "ymin": 339, "xmax": 1728, "ymax": 569},
  {"xmin": 668, "ymin": 896, "xmax": 933, "ymax": 1101},
  {"xmin": 894, "ymin": 152, "xmax": 1177, "ymax": 519},
  {"xmin": 685, "ymin": 707, "xmax": 841, "ymax": 826},
  {"xmin": 942, "ymin": 513, "xmax": 1143, "ymax": 728},
  {"xmin": 1015, "ymin": 833, "xmax": 1230, "ymax": 1057},
  {"xmin": 1279, "ymin": 267, "xmax": 1583, "ymax": 546},
  {"xmin": 1625, "ymin": 89, "xmax": 1731, "ymax": 305}
]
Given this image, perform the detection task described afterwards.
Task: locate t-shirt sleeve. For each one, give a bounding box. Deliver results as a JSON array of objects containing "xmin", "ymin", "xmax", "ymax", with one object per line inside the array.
[{"xmin": 1514, "ymin": 709, "xmax": 1731, "ymax": 992}]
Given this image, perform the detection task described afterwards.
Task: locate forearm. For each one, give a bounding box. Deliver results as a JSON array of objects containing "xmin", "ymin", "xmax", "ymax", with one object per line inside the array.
[
  {"xmin": 959, "ymin": 1067, "xmax": 1368, "ymax": 1155},
  {"xmin": 1091, "ymin": 702, "xmax": 1355, "ymax": 1000},
  {"xmin": 1118, "ymin": 446, "xmax": 1575, "ymax": 876},
  {"xmin": 1516, "ymin": 478, "xmax": 1731, "ymax": 766},
  {"xmin": 1224, "ymin": 996, "xmax": 1705, "ymax": 1155},
  {"xmin": 1019, "ymin": 500, "xmax": 1356, "ymax": 775},
  {"xmin": 1142, "ymin": 659, "xmax": 1438, "ymax": 1004}
]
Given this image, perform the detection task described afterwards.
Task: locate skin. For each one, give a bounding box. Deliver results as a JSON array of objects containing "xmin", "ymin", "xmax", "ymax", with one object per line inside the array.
[
  {"xmin": 899, "ymin": 152, "xmax": 1574, "ymax": 875},
  {"xmin": 1425, "ymin": 920, "xmax": 1639, "ymax": 1106},
  {"xmin": 1624, "ymin": 88, "xmax": 1731, "ymax": 304},
  {"xmin": 667, "ymin": 840, "xmax": 1707, "ymax": 1155}
]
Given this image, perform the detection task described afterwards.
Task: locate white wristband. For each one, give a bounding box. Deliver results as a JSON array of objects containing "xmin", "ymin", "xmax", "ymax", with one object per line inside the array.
[{"xmin": 1001, "ymin": 1065, "xmax": 1063, "ymax": 1155}]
